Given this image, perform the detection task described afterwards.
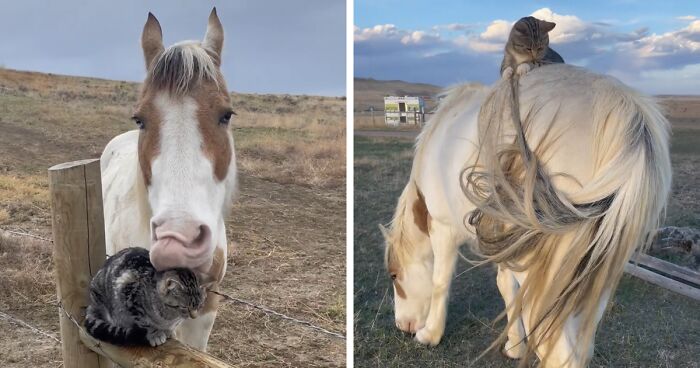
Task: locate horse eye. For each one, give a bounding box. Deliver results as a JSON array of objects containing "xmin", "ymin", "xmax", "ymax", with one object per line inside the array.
[
  {"xmin": 390, "ymin": 274, "xmax": 397, "ymax": 281},
  {"xmin": 132, "ymin": 116, "xmax": 145, "ymax": 130},
  {"xmin": 219, "ymin": 111, "xmax": 236, "ymax": 125}
]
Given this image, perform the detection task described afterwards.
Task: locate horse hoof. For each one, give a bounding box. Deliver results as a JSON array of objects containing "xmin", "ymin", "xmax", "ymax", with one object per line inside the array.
[
  {"xmin": 414, "ymin": 327, "xmax": 442, "ymax": 346},
  {"xmin": 502, "ymin": 340, "xmax": 526, "ymax": 359}
]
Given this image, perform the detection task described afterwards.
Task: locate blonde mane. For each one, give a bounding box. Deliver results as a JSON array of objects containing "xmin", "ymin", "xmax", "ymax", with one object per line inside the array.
[
  {"xmin": 385, "ymin": 65, "xmax": 672, "ymax": 366},
  {"xmin": 462, "ymin": 66, "xmax": 671, "ymax": 365},
  {"xmin": 148, "ymin": 41, "xmax": 221, "ymax": 94}
]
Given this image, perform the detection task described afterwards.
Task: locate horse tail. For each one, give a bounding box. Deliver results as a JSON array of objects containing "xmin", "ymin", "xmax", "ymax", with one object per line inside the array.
[{"xmin": 463, "ymin": 72, "xmax": 671, "ymax": 365}]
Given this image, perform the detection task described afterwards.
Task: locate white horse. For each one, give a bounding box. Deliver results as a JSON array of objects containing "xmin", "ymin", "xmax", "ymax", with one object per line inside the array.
[
  {"xmin": 382, "ymin": 65, "xmax": 671, "ymax": 367},
  {"xmin": 100, "ymin": 9, "xmax": 236, "ymax": 350}
]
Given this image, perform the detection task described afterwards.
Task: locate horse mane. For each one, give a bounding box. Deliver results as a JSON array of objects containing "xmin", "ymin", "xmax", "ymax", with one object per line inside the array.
[
  {"xmin": 148, "ymin": 41, "xmax": 221, "ymax": 95},
  {"xmin": 413, "ymin": 83, "xmax": 485, "ymax": 176},
  {"xmin": 386, "ymin": 85, "xmax": 486, "ymax": 266},
  {"xmin": 462, "ymin": 65, "xmax": 672, "ymax": 366}
]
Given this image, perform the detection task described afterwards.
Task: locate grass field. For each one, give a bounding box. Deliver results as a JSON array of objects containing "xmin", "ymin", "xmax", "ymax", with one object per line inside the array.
[
  {"xmin": 353, "ymin": 127, "xmax": 700, "ymax": 366},
  {"xmin": 0, "ymin": 68, "xmax": 346, "ymax": 367}
]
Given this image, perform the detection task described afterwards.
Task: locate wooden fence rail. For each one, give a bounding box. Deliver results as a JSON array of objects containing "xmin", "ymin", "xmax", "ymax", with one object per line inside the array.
[{"xmin": 49, "ymin": 159, "xmax": 233, "ymax": 368}]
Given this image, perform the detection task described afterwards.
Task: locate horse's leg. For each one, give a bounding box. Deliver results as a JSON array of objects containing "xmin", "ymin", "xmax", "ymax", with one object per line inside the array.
[
  {"xmin": 537, "ymin": 290, "xmax": 610, "ymax": 368},
  {"xmin": 415, "ymin": 221, "xmax": 458, "ymax": 346},
  {"xmin": 174, "ymin": 287, "xmax": 220, "ymax": 350},
  {"xmin": 495, "ymin": 265, "xmax": 527, "ymax": 359}
]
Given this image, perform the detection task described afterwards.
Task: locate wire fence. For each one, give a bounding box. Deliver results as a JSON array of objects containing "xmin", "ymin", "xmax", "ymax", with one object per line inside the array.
[{"xmin": 0, "ymin": 228, "xmax": 345, "ymax": 348}]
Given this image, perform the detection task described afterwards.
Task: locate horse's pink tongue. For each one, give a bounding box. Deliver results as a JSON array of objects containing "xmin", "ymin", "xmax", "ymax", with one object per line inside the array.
[{"xmin": 149, "ymin": 237, "xmax": 210, "ymax": 271}]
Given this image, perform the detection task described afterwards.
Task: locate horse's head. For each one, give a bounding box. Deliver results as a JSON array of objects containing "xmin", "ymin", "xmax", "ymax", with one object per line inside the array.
[
  {"xmin": 381, "ymin": 185, "xmax": 434, "ymax": 334},
  {"xmin": 134, "ymin": 9, "xmax": 236, "ymax": 273}
]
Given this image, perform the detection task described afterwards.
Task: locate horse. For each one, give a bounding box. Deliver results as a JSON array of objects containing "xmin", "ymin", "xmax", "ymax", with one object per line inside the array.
[
  {"xmin": 100, "ymin": 8, "xmax": 236, "ymax": 350},
  {"xmin": 382, "ymin": 64, "xmax": 671, "ymax": 367}
]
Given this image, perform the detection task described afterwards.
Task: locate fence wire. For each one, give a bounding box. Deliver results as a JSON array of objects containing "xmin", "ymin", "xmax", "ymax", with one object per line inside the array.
[{"xmin": 2, "ymin": 228, "xmax": 346, "ymax": 342}]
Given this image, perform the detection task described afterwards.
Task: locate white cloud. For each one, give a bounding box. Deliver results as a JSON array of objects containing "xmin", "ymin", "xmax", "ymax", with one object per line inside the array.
[
  {"xmin": 626, "ymin": 20, "xmax": 700, "ymax": 65},
  {"xmin": 480, "ymin": 20, "xmax": 510, "ymax": 41},
  {"xmin": 354, "ymin": 24, "xmax": 399, "ymax": 41},
  {"xmin": 354, "ymin": 9, "xmax": 700, "ymax": 93},
  {"xmin": 531, "ymin": 8, "xmax": 590, "ymax": 44},
  {"xmin": 401, "ymin": 30, "xmax": 440, "ymax": 45},
  {"xmin": 432, "ymin": 23, "xmax": 471, "ymax": 32}
]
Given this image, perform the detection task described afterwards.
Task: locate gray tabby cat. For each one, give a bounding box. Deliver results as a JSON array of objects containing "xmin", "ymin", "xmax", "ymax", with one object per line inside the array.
[
  {"xmin": 499, "ymin": 16, "xmax": 565, "ymax": 167},
  {"xmin": 500, "ymin": 16, "xmax": 564, "ymax": 79},
  {"xmin": 85, "ymin": 247, "xmax": 210, "ymax": 347}
]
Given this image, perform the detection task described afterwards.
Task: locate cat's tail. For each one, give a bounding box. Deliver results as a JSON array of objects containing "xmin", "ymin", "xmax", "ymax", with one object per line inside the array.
[{"xmin": 84, "ymin": 304, "xmax": 149, "ymax": 346}]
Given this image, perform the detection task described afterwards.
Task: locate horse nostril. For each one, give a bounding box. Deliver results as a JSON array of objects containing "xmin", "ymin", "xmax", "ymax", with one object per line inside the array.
[{"xmin": 195, "ymin": 224, "xmax": 210, "ymax": 244}]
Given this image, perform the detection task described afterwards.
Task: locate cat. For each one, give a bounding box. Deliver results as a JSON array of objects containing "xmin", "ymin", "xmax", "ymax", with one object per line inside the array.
[
  {"xmin": 498, "ymin": 16, "xmax": 566, "ymax": 166},
  {"xmin": 84, "ymin": 247, "xmax": 211, "ymax": 347},
  {"xmin": 500, "ymin": 16, "xmax": 564, "ymax": 79}
]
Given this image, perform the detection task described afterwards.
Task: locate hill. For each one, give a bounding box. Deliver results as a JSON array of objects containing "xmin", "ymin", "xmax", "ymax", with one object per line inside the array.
[
  {"xmin": 0, "ymin": 67, "xmax": 345, "ymax": 367},
  {"xmin": 354, "ymin": 78, "xmax": 444, "ymax": 112}
]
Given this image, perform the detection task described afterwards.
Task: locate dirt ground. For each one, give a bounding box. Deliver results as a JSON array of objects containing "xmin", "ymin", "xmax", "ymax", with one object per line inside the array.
[{"xmin": 0, "ymin": 68, "xmax": 346, "ymax": 367}]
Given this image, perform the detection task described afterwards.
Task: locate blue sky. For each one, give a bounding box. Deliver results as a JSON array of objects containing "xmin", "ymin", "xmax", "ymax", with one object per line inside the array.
[
  {"xmin": 0, "ymin": 0, "xmax": 346, "ymax": 96},
  {"xmin": 355, "ymin": 0, "xmax": 700, "ymax": 94}
]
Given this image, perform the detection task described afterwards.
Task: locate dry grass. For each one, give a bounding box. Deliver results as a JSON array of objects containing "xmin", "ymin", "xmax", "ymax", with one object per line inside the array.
[
  {"xmin": 354, "ymin": 136, "xmax": 700, "ymax": 367},
  {"xmin": 0, "ymin": 68, "xmax": 346, "ymax": 367},
  {"xmin": 0, "ymin": 174, "xmax": 50, "ymax": 228},
  {"xmin": 235, "ymin": 110, "xmax": 346, "ymax": 189},
  {"xmin": 353, "ymin": 114, "xmax": 424, "ymax": 131},
  {"xmin": 353, "ymin": 114, "xmax": 387, "ymax": 130},
  {"xmin": 0, "ymin": 233, "xmax": 55, "ymax": 307},
  {"xmin": 0, "ymin": 67, "xmax": 346, "ymax": 190}
]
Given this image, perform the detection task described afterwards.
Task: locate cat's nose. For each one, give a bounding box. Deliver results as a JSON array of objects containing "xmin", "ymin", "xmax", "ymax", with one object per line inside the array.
[{"xmin": 149, "ymin": 214, "xmax": 213, "ymax": 272}]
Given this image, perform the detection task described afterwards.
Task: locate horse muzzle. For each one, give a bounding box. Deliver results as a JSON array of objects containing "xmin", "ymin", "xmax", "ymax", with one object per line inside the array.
[{"xmin": 149, "ymin": 215, "xmax": 214, "ymax": 272}]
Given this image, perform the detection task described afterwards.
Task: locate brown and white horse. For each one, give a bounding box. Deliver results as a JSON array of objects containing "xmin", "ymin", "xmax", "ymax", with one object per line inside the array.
[
  {"xmin": 383, "ymin": 65, "xmax": 671, "ymax": 367},
  {"xmin": 100, "ymin": 9, "xmax": 235, "ymax": 350}
]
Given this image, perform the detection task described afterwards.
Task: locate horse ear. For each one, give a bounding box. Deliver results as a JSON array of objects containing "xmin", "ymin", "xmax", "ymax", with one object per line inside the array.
[
  {"xmin": 378, "ymin": 224, "xmax": 391, "ymax": 241},
  {"xmin": 142, "ymin": 12, "xmax": 164, "ymax": 71},
  {"xmin": 203, "ymin": 7, "xmax": 224, "ymax": 64},
  {"xmin": 197, "ymin": 272, "xmax": 217, "ymax": 290},
  {"xmin": 539, "ymin": 20, "xmax": 556, "ymax": 33}
]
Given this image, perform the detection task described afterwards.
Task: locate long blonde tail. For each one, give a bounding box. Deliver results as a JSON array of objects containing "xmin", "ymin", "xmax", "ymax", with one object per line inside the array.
[{"xmin": 462, "ymin": 72, "xmax": 671, "ymax": 366}]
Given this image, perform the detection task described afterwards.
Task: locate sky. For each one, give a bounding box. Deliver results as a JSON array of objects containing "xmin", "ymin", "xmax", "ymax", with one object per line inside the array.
[
  {"xmin": 0, "ymin": 0, "xmax": 346, "ymax": 96},
  {"xmin": 355, "ymin": 0, "xmax": 700, "ymax": 95}
]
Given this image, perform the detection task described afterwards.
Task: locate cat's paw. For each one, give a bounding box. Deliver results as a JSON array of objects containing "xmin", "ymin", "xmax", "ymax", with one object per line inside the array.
[
  {"xmin": 516, "ymin": 63, "xmax": 531, "ymax": 77},
  {"xmin": 502, "ymin": 67, "xmax": 514, "ymax": 80},
  {"xmin": 146, "ymin": 330, "xmax": 168, "ymax": 347}
]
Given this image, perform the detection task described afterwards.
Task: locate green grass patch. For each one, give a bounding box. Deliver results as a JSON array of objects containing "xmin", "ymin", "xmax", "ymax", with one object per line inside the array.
[{"xmin": 354, "ymin": 137, "xmax": 700, "ymax": 367}]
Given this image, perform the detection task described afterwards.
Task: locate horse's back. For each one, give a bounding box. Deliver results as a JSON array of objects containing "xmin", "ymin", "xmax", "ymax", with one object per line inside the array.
[
  {"xmin": 413, "ymin": 64, "xmax": 669, "ymax": 239},
  {"xmin": 101, "ymin": 130, "xmax": 151, "ymax": 255}
]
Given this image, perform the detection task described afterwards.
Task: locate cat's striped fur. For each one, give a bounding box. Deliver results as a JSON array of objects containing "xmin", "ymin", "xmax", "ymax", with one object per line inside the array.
[
  {"xmin": 500, "ymin": 16, "xmax": 564, "ymax": 77},
  {"xmin": 84, "ymin": 247, "xmax": 208, "ymax": 347}
]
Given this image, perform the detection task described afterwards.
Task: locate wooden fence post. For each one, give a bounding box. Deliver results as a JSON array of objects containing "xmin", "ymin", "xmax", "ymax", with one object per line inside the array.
[{"xmin": 49, "ymin": 158, "xmax": 109, "ymax": 368}]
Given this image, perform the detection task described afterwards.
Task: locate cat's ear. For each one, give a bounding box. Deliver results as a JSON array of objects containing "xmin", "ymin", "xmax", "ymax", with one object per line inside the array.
[
  {"xmin": 539, "ymin": 20, "xmax": 556, "ymax": 33},
  {"xmin": 513, "ymin": 21, "xmax": 529, "ymax": 33},
  {"xmin": 165, "ymin": 277, "xmax": 181, "ymax": 291}
]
